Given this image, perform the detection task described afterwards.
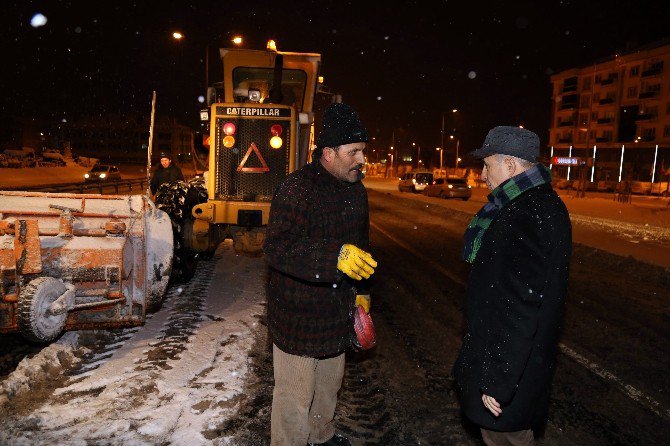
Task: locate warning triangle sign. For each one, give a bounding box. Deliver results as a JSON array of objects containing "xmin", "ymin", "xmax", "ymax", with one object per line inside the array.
[{"xmin": 237, "ymin": 142, "xmax": 269, "ymax": 173}]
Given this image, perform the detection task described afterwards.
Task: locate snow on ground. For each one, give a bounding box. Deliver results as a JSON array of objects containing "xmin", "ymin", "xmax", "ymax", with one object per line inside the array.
[
  {"xmin": 0, "ymin": 241, "xmax": 266, "ymax": 445},
  {"xmin": 0, "ymin": 165, "xmax": 92, "ymax": 188}
]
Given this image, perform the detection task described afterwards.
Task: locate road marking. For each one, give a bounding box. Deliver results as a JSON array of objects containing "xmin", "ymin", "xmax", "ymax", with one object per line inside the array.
[
  {"xmin": 370, "ymin": 218, "xmax": 670, "ymax": 420},
  {"xmin": 558, "ymin": 344, "xmax": 670, "ymax": 420}
]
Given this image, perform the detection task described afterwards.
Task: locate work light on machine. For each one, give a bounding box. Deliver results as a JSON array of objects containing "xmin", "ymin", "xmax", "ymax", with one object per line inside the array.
[
  {"xmin": 248, "ymin": 89, "xmax": 261, "ymax": 102},
  {"xmin": 270, "ymin": 136, "xmax": 283, "ymax": 149},
  {"xmin": 223, "ymin": 122, "xmax": 237, "ymax": 135},
  {"xmin": 270, "ymin": 124, "xmax": 283, "ymax": 136},
  {"xmin": 223, "ymin": 135, "xmax": 235, "ymax": 148}
]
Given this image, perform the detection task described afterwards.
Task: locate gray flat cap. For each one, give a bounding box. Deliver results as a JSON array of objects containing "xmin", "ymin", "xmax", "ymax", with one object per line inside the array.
[{"xmin": 469, "ymin": 126, "xmax": 539, "ymax": 162}]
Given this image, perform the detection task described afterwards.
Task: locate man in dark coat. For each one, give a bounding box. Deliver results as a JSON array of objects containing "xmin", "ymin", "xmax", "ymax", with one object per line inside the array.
[
  {"xmin": 150, "ymin": 152, "xmax": 184, "ymax": 195},
  {"xmin": 453, "ymin": 126, "xmax": 572, "ymax": 446},
  {"xmin": 264, "ymin": 102, "xmax": 376, "ymax": 446}
]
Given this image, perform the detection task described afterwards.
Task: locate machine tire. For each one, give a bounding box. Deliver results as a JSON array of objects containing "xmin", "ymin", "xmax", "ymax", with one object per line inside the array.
[
  {"xmin": 17, "ymin": 277, "xmax": 68, "ymax": 343},
  {"xmin": 154, "ymin": 178, "xmax": 208, "ymax": 283}
]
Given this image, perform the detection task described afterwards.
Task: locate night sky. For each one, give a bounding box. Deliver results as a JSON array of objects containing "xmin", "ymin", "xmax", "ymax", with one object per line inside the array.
[{"xmin": 2, "ymin": 0, "xmax": 670, "ymax": 164}]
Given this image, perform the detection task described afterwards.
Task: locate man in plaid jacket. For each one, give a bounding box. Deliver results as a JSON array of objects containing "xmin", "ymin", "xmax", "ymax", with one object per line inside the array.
[{"xmin": 264, "ymin": 102, "xmax": 377, "ymax": 446}]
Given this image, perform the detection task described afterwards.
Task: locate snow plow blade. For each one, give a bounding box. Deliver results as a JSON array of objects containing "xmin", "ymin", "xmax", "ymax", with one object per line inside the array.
[{"xmin": 0, "ymin": 191, "xmax": 173, "ymax": 342}]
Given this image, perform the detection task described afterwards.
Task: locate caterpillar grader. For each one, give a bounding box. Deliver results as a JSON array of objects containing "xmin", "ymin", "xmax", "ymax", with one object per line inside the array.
[{"xmin": 0, "ymin": 43, "xmax": 322, "ymax": 342}]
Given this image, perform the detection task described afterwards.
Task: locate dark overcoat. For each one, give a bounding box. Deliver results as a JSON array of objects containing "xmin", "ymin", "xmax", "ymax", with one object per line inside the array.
[
  {"xmin": 453, "ymin": 183, "xmax": 572, "ymax": 431},
  {"xmin": 150, "ymin": 164, "xmax": 184, "ymax": 194},
  {"xmin": 264, "ymin": 160, "xmax": 370, "ymax": 358}
]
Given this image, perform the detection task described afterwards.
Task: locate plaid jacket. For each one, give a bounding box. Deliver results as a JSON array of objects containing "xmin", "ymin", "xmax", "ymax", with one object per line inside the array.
[{"xmin": 264, "ymin": 160, "xmax": 370, "ymax": 357}]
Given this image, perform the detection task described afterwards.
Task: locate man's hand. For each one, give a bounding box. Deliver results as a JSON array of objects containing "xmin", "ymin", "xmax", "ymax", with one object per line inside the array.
[
  {"xmin": 355, "ymin": 294, "xmax": 371, "ymax": 313},
  {"xmin": 337, "ymin": 244, "xmax": 377, "ymax": 280},
  {"xmin": 482, "ymin": 394, "xmax": 502, "ymax": 417}
]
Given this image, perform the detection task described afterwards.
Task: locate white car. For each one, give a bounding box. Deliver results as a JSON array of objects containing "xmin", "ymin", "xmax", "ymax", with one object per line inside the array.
[{"xmin": 398, "ymin": 171, "xmax": 434, "ymax": 193}]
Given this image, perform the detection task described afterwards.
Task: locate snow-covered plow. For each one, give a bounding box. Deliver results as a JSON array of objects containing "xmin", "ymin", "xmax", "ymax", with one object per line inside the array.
[{"xmin": 0, "ymin": 191, "xmax": 173, "ymax": 342}]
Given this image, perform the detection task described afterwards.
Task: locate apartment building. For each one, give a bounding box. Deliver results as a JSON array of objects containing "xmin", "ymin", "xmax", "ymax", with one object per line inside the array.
[
  {"xmin": 549, "ymin": 39, "xmax": 670, "ymax": 182},
  {"xmin": 61, "ymin": 114, "xmax": 194, "ymax": 163}
]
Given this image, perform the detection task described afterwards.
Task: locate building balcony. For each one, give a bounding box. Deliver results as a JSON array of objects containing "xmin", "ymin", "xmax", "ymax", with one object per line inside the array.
[
  {"xmin": 597, "ymin": 117, "xmax": 613, "ymax": 124},
  {"xmin": 635, "ymin": 113, "xmax": 657, "ymax": 121},
  {"xmin": 561, "ymin": 85, "xmax": 577, "ymax": 93},
  {"xmin": 558, "ymin": 103, "xmax": 577, "ymax": 110},
  {"xmin": 598, "ymin": 98, "xmax": 615, "ymax": 105},
  {"xmin": 638, "ymin": 91, "xmax": 659, "ymax": 99},
  {"xmin": 640, "ymin": 135, "xmax": 656, "ymax": 141},
  {"xmin": 595, "ymin": 137, "xmax": 612, "ymax": 143},
  {"xmin": 558, "ymin": 121, "xmax": 575, "ymax": 127},
  {"xmin": 599, "ymin": 78, "xmax": 615, "ymax": 85},
  {"xmin": 641, "ymin": 67, "xmax": 662, "ymax": 77},
  {"xmin": 557, "ymin": 137, "xmax": 573, "ymax": 143}
]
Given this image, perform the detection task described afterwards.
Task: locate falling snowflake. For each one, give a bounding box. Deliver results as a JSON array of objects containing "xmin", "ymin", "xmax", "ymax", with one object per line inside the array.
[
  {"xmin": 468, "ymin": 71, "xmax": 477, "ymax": 79},
  {"xmin": 515, "ymin": 55, "xmax": 520, "ymax": 60},
  {"xmin": 197, "ymin": 95, "xmax": 205, "ymax": 103},
  {"xmin": 30, "ymin": 13, "xmax": 47, "ymax": 28},
  {"xmin": 75, "ymin": 26, "xmax": 82, "ymax": 33},
  {"xmin": 377, "ymin": 96, "xmax": 382, "ymax": 101}
]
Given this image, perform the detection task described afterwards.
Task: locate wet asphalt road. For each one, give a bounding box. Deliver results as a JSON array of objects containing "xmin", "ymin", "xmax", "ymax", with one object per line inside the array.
[{"xmin": 354, "ymin": 189, "xmax": 670, "ymax": 445}]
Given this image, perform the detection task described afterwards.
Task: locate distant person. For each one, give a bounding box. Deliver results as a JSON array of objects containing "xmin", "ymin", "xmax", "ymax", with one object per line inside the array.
[
  {"xmin": 150, "ymin": 152, "xmax": 184, "ymax": 195},
  {"xmin": 453, "ymin": 126, "xmax": 572, "ymax": 446},
  {"xmin": 264, "ymin": 102, "xmax": 376, "ymax": 446}
]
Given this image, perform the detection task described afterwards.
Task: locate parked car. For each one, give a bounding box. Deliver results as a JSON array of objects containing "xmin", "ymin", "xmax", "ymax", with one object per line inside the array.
[
  {"xmin": 423, "ymin": 177, "xmax": 472, "ymax": 200},
  {"xmin": 3, "ymin": 147, "xmax": 38, "ymax": 168},
  {"xmin": 571, "ymin": 180, "xmax": 597, "ymax": 191},
  {"xmin": 630, "ymin": 181, "xmax": 651, "ymax": 195},
  {"xmin": 84, "ymin": 164, "xmax": 121, "ymax": 182},
  {"xmin": 398, "ymin": 171, "xmax": 434, "ymax": 193},
  {"xmin": 40, "ymin": 151, "xmax": 67, "ymax": 167},
  {"xmin": 596, "ymin": 180, "xmax": 617, "ymax": 192},
  {"xmin": 554, "ymin": 179, "xmax": 574, "ymax": 190},
  {"xmin": 651, "ymin": 182, "xmax": 670, "ymax": 196}
]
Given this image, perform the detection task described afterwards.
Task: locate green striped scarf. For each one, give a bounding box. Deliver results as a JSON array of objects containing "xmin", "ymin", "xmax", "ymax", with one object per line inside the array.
[{"xmin": 462, "ymin": 164, "xmax": 552, "ymax": 263}]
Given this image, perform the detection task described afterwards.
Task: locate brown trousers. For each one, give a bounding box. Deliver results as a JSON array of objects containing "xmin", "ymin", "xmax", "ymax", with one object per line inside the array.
[
  {"xmin": 270, "ymin": 344, "xmax": 345, "ymax": 446},
  {"xmin": 481, "ymin": 428, "xmax": 535, "ymax": 446}
]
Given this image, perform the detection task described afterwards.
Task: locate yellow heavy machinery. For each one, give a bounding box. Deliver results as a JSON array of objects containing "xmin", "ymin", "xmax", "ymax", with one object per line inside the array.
[{"xmin": 187, "ymin": 45, "xmax": 321, "ymax": 253}]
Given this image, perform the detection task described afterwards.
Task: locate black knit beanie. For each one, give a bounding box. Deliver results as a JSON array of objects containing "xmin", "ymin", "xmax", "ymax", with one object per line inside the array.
[{"xmin": 316, "ymin": 103, "xmax": 369, "ymax": 148}]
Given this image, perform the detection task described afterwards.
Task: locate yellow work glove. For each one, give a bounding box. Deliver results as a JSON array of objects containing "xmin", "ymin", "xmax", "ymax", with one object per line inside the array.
[
  {"xmin": 356, "ymin": 294, "xmax": 371, "ymax": 313},
  {"xmin": 337, "ymin": 244, "xmax": 377, "ymax": 280}
]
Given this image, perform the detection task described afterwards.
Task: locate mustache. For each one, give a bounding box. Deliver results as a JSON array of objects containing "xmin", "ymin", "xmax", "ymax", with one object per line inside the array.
[{"xmin": 350, "ymin": 164, "xmax": 364, "ymax": 172}]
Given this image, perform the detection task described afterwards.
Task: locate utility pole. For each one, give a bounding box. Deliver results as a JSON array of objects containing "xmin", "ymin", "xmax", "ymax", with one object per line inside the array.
[{"xmin": 440, "ymin": 112, "xmax": 445, "ymax": 168}]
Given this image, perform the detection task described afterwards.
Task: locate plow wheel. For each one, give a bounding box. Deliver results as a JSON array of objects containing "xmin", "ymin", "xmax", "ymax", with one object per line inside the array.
[
  {"xmin": 154, "ymin": 178, "xmax": 208, "ymax": 282},
  {"xmin": 17, "ymin": 277, "xmax": 68, "ymax": 343}
]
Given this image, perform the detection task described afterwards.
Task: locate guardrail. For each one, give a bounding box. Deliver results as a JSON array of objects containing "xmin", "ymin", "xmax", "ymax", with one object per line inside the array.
[{"xmin": 3, "ymin": 178, "xmax": 149, "ymax": 194}]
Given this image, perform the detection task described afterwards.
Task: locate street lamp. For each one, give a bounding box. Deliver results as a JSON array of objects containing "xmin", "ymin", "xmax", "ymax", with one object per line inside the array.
[
  {"xmin": 172, "ymin": 32, "xmax": 184, "ymax": 40},
  {"xmin": 412, "ymin": 142, "xmax": 421, "ymax": 169},
  {"xmin": 441, "ymin": 109, "xmax": 459, "ymax": 172},
  {"xmin": 450, "ymin": 135, "xmax": 460, "ymax": 169},
  {"xmin": 232, "ymin": 35, "xmax": 243, "ymax": 45},
  {"xmin": 436, "ymin": 147, "xmax": 443, "ymax": 176}
]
